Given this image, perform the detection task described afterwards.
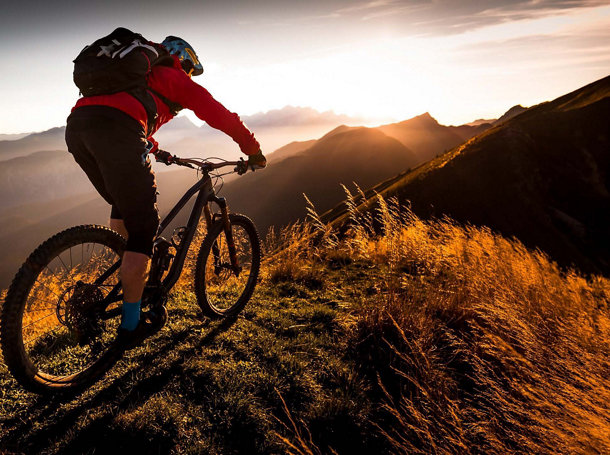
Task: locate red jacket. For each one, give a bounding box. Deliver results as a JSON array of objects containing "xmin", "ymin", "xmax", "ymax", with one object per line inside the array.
[{"xmin": 72, "ymin": 56, "xmax": 260, "ymax": 156}]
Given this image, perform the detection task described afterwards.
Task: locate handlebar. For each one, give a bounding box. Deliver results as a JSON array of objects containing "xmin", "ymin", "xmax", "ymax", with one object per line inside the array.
[{"xmin": 173, "ymin": 157, "xmax": 249, "ymax": 174}]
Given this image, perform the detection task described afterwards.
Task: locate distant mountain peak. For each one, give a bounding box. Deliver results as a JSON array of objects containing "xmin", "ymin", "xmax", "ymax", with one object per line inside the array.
[
  {"xmin": 320, "ymin": 124, "xmax": 353, "ymax": 140},
  {"xmin": 494, "ymin": 105, "xmax": 528, "ymax": 125},
  {"xmin": 398, "ymin": 112, "xmax": 440, "ymax": 127}
]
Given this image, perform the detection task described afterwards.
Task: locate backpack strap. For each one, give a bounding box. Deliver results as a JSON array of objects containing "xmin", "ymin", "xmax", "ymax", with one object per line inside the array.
[
  {"xmin": 126, "ymin": 87, "xmax": 159, "ymax": 136},
  {"xmin": 148, "ymin": 88, "xmax": 183, "ymax": 117},
  {"xmin": 127, "ymin": 87, "xmax": 183, "ymax": 136}
]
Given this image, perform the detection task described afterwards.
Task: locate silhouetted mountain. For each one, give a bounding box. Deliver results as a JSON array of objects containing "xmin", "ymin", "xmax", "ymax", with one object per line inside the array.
[
  {"xmin": 154, "ymin": 115, "xmax": 201, "ymax": 145},
  {"xmin": 0, "ymin": 133, "xmax": 29, "ymax": 141},
  {"xmin": 494, "ymin": 104, "xmax": 528, "ymax": 125},
  {"xmin": 466, "ymin": 118, "xmax": 496, "ymax": 126},
  {"xmin": 0, "ymin": 150, "xmax": 93, "ymax": 209},
  {"xmin": 207, "ymin": 112, "xmax": 508, "ymax": 233},
  {"xmin": 325, "ymin": 75, "xmax": 610, "ymax": 275},
  {"xmin": 377, "ymin": 112, "xmax": 486, "ymax": 164},
  {"xmin": 0, "ymin": 127, "xmax": 66, "ymax": 161},
  {"xmin": 267, "ymin": 139, "xmax": 317, "ymax": 163},
  {"xmin": 219, "ymin": 127, "xmax": 419, "ymax": 233},
  {"xmin": 289, "ymin": 112, "xmax": 491, "ymax": 168}
]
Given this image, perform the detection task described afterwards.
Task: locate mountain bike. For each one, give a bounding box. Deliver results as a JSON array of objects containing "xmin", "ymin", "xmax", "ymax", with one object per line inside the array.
[{"xmin": 0, "ymin": 157, "xmax": 261, "ymax": 394}]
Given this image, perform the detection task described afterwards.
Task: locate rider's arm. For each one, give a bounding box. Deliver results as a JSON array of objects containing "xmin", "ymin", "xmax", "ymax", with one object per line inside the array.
[{"xmin": 148, "ymin": 66, "xmax": 260, "ymax": 156}]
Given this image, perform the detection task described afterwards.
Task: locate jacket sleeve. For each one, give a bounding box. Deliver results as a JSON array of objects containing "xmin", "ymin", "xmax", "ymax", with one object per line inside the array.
[{"xmin": 148, "ymin": 66, "xmax": 260, "ymax": 156}]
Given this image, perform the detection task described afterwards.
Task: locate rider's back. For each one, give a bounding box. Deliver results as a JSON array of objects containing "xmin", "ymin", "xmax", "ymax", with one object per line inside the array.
[{"xmin": 72, "ymin": 55, "xmax": 259, "ymax": 155}]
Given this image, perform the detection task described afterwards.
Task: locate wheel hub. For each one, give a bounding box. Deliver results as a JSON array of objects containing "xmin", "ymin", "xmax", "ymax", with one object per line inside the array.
[{"xmin": 63, "ymin": 281, "xmax": 105, "ymax": 345}]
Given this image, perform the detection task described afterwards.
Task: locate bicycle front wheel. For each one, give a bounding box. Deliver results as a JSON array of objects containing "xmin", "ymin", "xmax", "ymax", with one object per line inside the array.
[
  {"xmin": 1, "ymin": 225, "xmax": 125, "ymax": 393},
  {"xmin": 194, "ymin": 214, "xmax": 261, "ymax": 318}
]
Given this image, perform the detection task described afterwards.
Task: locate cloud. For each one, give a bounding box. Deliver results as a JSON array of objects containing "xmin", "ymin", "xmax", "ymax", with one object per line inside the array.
[{"xmin": 329, "ymin": 0, "xmax": 609, "ymax": 34}]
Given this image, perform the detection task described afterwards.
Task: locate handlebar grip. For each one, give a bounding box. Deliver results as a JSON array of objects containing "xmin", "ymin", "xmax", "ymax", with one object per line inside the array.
[{"xmin": 235, "ymin": 159, "xmax": 248, "ymax": 175}]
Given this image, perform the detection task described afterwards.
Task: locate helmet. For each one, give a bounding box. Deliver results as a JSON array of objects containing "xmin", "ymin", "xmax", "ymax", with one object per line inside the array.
[{"xmin": 161, "ymin": 36, "xmax": 203, "ymax": 76}]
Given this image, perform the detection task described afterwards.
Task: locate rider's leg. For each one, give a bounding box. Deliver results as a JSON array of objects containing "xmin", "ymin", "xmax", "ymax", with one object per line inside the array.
[
  {"xmin": 111, "ymin": 215, "xmax": 158, "ymax": 331},
  {"xmin": 65, "ymin": 107, "xmax": 159, "ymax": 332},
  {"xmin": 121, "ymin": 251, "xmax": 150, "ymax": 301},
  {"xmin": 110, "ymin": 215, "xmax": 148, "ymax": 330},
  {"xmin": 119, "ymin": 251, "xmax": 151, "ymax": 330}
]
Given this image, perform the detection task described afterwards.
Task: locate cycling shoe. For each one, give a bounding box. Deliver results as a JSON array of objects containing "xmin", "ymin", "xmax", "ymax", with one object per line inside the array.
[{"xmin": 112, "ymin": 306, "xmax": 167, "ymax": 352}]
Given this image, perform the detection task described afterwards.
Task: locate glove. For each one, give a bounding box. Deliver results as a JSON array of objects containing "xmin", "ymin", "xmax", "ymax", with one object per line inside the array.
[
  {"xmin": 155, "ymin": 150, "xmax": 175, "ymax": 166},
  {"xmin": 247, "ymin": 150, "xmax": 267, "ymax": 171}
]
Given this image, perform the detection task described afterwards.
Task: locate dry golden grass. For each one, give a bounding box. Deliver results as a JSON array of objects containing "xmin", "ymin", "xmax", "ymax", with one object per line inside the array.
[{"xmin": 292, "ymin": 189, "xmax": 610, "ymax": 454}]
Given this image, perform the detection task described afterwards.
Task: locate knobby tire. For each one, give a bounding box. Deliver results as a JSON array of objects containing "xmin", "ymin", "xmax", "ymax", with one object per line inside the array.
[
  {"xmin": 1, "ymin": 225, "xmax": 125, "ymax": 394},
  {"xmin": 194, "ymin": 214, "xmax": 260, "ymax": 318}
]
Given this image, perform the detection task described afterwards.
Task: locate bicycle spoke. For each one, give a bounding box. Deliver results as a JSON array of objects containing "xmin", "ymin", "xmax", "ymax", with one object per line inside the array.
[
  {"xmin": 22, "ymin": 312, "xmax": 57, "ymax": 330},
  {"xmin": 56, "ymin": 253, "xmax": 70, "ymax": 274}
]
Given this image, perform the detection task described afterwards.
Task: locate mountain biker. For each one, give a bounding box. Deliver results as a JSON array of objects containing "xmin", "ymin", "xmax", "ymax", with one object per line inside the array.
[{"xmin": 65, "ymin": 35, "xmax": 266, "ymax": 347}]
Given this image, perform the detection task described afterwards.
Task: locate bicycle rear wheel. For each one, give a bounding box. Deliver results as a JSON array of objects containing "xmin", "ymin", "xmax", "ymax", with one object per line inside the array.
[
  {"xmin": 194, "ymin": 214, "xmax": 260, "ymax": 318},
  {"xmin": 1, "ymin": 225, "xmax": 125, "ymax": 393}
]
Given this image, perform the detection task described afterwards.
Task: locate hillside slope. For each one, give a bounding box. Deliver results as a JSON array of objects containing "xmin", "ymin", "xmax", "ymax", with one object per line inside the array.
[
  {"xmin": 0, "ymin": 128, "xmax": 67, "ymax": 161},
  {"xmin": 1, "ymin": 202, "xmax": 608, "ymax": 454},
  {"xmin": 220, "ymin": 127, "xmax": 419, "ymax": 232},
  {"xmin": 326, "ymin": 75, "xmax": 610, "ymax": 275},
  {"xmin": 0, "ymin": 150, "xmax": 93, "ymax": 209},
  {"xmin": 378, "ymin": 112, "xmax": 482, "ymax": 163}
]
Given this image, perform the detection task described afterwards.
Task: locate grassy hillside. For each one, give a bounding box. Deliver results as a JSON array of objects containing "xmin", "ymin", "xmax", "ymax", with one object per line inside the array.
[
  {"xmin": 324, "ymin": 75, "xmax": 610, "ymax": 276},
  {"xmin": 1, "ymin": 195, "xmax": 608, "ymax": 454}
]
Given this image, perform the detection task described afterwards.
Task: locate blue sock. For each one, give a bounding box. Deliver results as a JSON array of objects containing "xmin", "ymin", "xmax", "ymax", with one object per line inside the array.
[{"xmin": 121, "ymin": 300, "xmax": 141, "ymax": 331}]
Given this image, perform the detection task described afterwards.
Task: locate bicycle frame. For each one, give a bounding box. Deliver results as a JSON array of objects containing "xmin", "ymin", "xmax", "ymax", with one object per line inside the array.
[
  {"xmin": 99, "ymin": 169, "xmax": 229, "ymax": 312},
  {"xmin": 157, "ymin": 171, "xmax": 217, "ymax": 290}
]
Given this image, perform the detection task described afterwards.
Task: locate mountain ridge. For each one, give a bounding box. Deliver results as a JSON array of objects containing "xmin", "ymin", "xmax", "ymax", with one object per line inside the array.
[{"xmin": 324, "ymin": 74, "xmax": 610, "ymax": 275}]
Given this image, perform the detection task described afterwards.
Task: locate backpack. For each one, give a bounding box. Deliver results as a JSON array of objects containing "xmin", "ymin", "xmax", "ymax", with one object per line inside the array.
[{"xmin": 73, "ymin": 28, "xmax": 182, "ymax": 133}]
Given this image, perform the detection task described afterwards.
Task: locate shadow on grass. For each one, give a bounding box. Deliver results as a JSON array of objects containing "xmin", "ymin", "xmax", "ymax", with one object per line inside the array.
[{"xmin": 1, "ymin": 315, "xmax": 239, "ymax": 453}]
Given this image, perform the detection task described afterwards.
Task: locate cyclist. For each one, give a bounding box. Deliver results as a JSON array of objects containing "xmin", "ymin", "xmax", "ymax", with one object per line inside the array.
[{"xmin": 65, "ymin": 35, "xmax": 266, "ymax": 347}]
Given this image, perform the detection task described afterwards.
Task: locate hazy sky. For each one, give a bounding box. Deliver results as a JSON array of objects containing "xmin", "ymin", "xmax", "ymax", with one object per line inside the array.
[{"xmin": 1, "ymin": 0, "xmax": 609, "ymax": 133}]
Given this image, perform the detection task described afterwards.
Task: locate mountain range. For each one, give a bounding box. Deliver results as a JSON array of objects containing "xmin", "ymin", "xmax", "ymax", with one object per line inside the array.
[
  {"xmin": 324, "ymin": 75, "xmax": 610, "ymax": 275},
  {"xmin": 0, "ymin": 81, "xmax": 601, "ymax": 288},
  {"xmin": 218, "ymin": 106, "xmax": 533, "ymax": 233},
  {"xmin": 0, "ymin": 105, "xmax": 498, "ymax": 287}
]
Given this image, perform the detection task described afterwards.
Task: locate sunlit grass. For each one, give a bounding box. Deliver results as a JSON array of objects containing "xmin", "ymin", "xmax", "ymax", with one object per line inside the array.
[
  {"xmin": 286, "ymin": 187, "xmax": 610, "ymax": 454},
  {"xmin": 1, "ymin": 193, "xmax": 608, "ymax": 453}
]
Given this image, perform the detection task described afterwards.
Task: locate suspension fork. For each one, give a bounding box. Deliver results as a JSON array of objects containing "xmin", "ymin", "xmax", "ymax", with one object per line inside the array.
[
  {"xmin": 204, "ymin": 203, "xmax": 221, "ymax": 272},
  {"xmin": 206, "ymin": 198, "xmax": 241, "ymax": 275}
]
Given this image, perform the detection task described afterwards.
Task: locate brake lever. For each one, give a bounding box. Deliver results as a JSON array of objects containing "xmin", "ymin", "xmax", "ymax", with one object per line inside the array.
[{"xmin": 234, "ymin": 158, "xmax": 248, "ymax": 175}]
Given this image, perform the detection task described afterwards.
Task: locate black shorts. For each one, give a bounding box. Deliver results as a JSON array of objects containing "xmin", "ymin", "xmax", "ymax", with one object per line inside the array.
[{"xmin": 65, "ymin": 106, "xmax": 159, "ymax": 256}]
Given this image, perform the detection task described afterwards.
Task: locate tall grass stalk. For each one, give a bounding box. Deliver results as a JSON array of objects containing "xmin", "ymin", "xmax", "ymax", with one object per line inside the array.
[{"xmin": 296, "ymin": 193, "xmax": 610, "ymax": 454}]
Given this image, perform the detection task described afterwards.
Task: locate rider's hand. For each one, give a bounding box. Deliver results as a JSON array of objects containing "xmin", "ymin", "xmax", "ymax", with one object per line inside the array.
[
  {"xmin": 155, "ymin": 150, "xmax": 175, "ymax": 166},
  {"xmin": 247, "ymin": 150, "xmax": 267, "ymax": 171}
]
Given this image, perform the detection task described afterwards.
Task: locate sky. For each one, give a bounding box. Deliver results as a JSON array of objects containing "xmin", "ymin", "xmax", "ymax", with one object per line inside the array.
[{"xmin": 0, "ymin": 0, "xmax": 609, "ymax": 134}]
